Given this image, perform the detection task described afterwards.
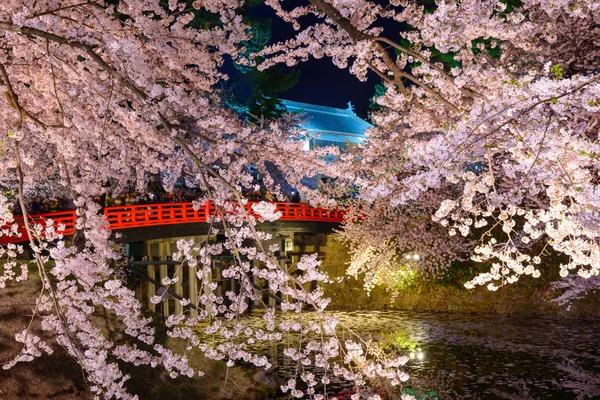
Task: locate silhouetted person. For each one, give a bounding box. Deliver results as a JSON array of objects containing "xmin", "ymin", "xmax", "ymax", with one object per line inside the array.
[
  {"xmin": 59, "ymin": 196, "xmax": 75, "ymax": 210},
  {"xmin": 48, "ymin": 199, "xmax": 60, "ymax": 213},
  {"xmin": 31, "ymin": 197, "xmax": 42, "ymax": 214},
  {"xmin": 289, "ymin": 190, "xmax": 300, "ymax": 203}
]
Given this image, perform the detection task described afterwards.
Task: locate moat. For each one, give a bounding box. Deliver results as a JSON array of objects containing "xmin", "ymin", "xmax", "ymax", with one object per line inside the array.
[{"xmin": 203, "ymin": 310, "xmax": 600, "ymax": 399}]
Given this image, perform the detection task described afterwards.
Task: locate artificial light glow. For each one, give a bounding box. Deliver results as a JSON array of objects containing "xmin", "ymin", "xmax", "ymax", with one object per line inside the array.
[
  {"xmin": 301, "ymin": 138, "xmax": 310, "ymax": 151},
  {"xmin": 403, "ymin": 252, "xmax": 421, "ymax": 261}
]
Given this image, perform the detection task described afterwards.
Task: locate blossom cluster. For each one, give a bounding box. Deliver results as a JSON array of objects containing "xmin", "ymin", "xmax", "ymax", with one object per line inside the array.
[{"xmin": 2, "ymin": 0, "xmax": 600, "ymax": 398}]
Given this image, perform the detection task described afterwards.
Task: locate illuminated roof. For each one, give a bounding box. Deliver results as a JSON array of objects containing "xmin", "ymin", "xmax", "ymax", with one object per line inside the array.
[{"xmin": 281, "ymin": 99, "xmax": 372, "ymax": 145}]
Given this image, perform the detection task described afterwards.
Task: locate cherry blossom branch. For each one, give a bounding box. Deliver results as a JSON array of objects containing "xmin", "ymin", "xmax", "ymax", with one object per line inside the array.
[
  {"xmin": 25, "ymin": 1, "xmax": 95, "ymax": 19},
  {"xmin": 373, "ymin": 41, "xmax": 459, "ymax": 112},
  {"xmin": 307, "ymin": 0, "xmax": 459, "ymax": 113},
  {"xmin": 0, "ymin": 61, "xmax": 63, "ymax": 128},
  {"xmin": 448, "ymin": 72, "xmax": 600, "ymax": 165},
  {"xmin": 0, "ymin": 62, "xmax": 24, "ymax": 128},
  {"xmin": 13, "ymin": 141, "xmax": 90, "ymax": 387},
  {"xmin": 486, "ymin": 147, "xmax": 496, "ymax": 193},
  {"xmin": 370, "ymin": 44, "xmax": 442, "ymax": 124},
  {"xmin": 173, "ymin": 136, "xmax": 307, "ymax": 291},
  {"xmin": 523, "ymin": 113, "xmax": 552, "ymax": 180},
  {"xmin": 0, "ymin": 22, "xmax": 148, "ymax": 103},
  {"xmin": 167, "ymin": 121, "xmax": 217, "ymax": 144},
  {"xmin": 373, "ymin": 36, "xmax": 483, "ymax": 99}
]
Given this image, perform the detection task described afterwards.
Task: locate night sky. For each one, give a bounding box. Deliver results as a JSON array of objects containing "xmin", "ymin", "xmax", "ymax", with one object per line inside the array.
[
  {"xmin": 224, "ymin": 55, "xmax": 380, "ymax": 120},
  {"xmin": 268, "ymin": 6, "xmax": 380, "ymax": 118},
  {"xmin": 279, "ymin": 58, "xmax": 379, "ymax": 119},
  {"xmin": 222, "ymin": 1, "xmax": 381, "ymax": 120}
]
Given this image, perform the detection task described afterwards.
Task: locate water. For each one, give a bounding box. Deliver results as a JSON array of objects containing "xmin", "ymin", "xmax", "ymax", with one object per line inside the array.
[{"xmin": 202, "ymin": 310, "xmax": 600, "ymax": 399}]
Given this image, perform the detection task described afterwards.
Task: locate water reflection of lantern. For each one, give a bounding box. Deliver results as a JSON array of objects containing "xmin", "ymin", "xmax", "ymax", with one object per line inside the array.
[{"xmin": 410, "ymin": 348, "xmax": 425, "ymax": 360}]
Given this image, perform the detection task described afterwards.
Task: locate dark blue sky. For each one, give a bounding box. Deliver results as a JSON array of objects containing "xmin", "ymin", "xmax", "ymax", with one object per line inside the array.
[
  {"xmin": 280, "ymin": 58, "xmax": 379, "ymax": 118},
  {"xmin": 267, "ymin": 6, "xmax": 379, "ymax": 117},
  {"xmin": 221, "ymin": 1, "xmax": 381, "ymax": 119}
]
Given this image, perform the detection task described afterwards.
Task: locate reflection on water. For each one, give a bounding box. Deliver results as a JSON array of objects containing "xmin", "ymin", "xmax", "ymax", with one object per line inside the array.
[{"xmin": 201, "ymin": 310, "xmax": 600, "ymax": 399}]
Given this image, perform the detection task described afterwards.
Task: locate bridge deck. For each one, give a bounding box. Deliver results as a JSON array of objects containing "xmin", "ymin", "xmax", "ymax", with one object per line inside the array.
[{"xmin": 1, "ymin": 201, "xmax": 344, "ymax": 244}]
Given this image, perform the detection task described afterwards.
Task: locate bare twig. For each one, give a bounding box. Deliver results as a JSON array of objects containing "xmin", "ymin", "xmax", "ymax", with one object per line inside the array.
[{"xmin": 26, "ymin": 2, "xmax": 94, "ymax": 19}]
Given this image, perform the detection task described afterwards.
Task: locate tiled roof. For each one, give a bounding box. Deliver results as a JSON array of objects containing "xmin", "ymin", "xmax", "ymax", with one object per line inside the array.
[{"xmin": 281, "ymin": 99, "xmax": 372, "ymax": 141}]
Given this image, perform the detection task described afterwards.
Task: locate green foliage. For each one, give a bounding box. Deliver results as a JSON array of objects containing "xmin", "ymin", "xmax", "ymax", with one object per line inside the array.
[
  {"xmin": 471, "ymin": 37, "xmax": 502, "ymax": 59},
  {"xmin": 367, "ymin": 82, "xmax": 387, "ymax": 120},
  {"xmin": 391, "ymin": 267, "xmax": 421, "ymax": 292},
  {"xmin": 430, "ymin": 48, "xmax": 461, "ymax": 70},
  {"xmin": 235, "ymin": 17, "xmax": 272, "ymax": 74},
  {"xmin": 502, "ymin": 77, "xmax": 521, "ymax": 88},
  {"xmin": 393, "ymin": 259, "xmax": 487, "ymax": 294},
  {"xmin": 379, "ymin": 329, "xmax": 419, "ymax": 352},
  {"xmin": 169, "ymin": 0, "xmax": 221, "ymax": 29},
  {"xmin": 430, "ymin": 260, "xmax": 478, "ymax": 289},
  {"xmin": 248, "ymin": 66, "xmax": 299, "ymax": 95},
  {"xmin": 246, "ymin": 66, "xmax": 300, "ymax": 124},
  {"xmin": 550, "ymin": 63, "xmax": 564, "ymax": 80},
  {"xmin": 201, "ymin": 0, "xmax": 301, "ymax": 123},
  {"xmin": 394, "ymin": 41, "xmax": 461, "ymax": 77},
  {"xmin": 498, "ymin": 0, "xmax": 523, "ymax": 15},
  {"xmin": 400, "ymin": 387, "xmax": 442, "ymax": 400},
  {"xmin": 420, "ymin": 0, "xmax": 437, "ymax": 14}
]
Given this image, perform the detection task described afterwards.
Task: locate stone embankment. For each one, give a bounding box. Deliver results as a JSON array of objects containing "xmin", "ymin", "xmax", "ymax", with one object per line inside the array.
[{"xmin": 311, "ymin": 233, "xmax": 600, "ymax": 319}]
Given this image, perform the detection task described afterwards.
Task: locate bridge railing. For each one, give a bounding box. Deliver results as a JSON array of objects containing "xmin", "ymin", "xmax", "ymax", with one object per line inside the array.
[
  {"xmin": 272, "ymin": 202, "xmax": 345, "ymax": 222},
  {"xmin": 104, "ymin": 201, "xmax": 344, "ymax": 229},
  {"xmin": 0, "ymin": 211, "xmax": 77, "ymax": 245},
  {"xmin": 104, "ymin": 202, "xmax": 213, "ymax": 229},
  {"xmin": 0, "ymin": 201, "xmax": 344, "ymax": 244}
]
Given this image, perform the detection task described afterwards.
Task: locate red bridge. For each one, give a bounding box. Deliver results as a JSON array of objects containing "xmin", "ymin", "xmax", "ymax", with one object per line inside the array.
[{"xmin": 1, "ymin": 201, "xmax": 344, "ymax": 244}]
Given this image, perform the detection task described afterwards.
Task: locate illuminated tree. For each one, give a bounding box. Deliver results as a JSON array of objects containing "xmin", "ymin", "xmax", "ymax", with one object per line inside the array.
[
  {"xmin": 1, "ymin": 1, "xmax": 600, "ymax": 399},
  {"xmin": 257, "ymin": 0, "xmax": 600, "ymax": 292}
]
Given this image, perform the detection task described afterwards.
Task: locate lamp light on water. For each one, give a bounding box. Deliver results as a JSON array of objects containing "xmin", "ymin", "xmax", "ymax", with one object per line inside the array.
[{"xmin": 409, "ymin": 348, "xmax": 425, "ymax": 360}]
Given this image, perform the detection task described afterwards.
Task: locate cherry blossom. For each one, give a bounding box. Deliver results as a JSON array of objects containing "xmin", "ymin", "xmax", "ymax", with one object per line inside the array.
[{"xmin": 2, "ymin": 1, "xmax": 600, "ymax": 399}]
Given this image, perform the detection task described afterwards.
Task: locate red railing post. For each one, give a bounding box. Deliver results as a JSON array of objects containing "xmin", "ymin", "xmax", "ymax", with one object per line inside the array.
[{"xmin": 0, "ymin": 201, "xmax": 345, "ymax": 245}]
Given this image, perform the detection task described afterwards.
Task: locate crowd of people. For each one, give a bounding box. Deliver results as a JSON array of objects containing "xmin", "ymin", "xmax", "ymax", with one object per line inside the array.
[{"xmin": 14, "ymin": 196, "xmax": 77, "ymax": 216}]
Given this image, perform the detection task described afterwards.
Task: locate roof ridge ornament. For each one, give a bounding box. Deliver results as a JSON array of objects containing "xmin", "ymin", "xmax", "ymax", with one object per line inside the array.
[{"xmin": 346, "ymin": 101, "xmax": 355, "ymax": 115}]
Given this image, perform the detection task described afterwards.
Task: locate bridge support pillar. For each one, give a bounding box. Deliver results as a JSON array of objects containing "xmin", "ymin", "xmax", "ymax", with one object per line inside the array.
[
  {"xmin": 230, "ymin": 275, "xmax": 237, "ymax": 298},
  {"xmin": 189, "ymin": 263, "xmax": 198, "ymax": 317},
  {"xmin": 252, "ymin": 260, "xmax": 261, "ymax": 307},
  {"xmin": 280, "ymin": 257, "xmax": 289, "ymax": 304},
  {"xmin": 160, "ymin": 263, "xmax": 169, "ymax": 318},
  {"xmin": 147, "ymin": 264, "xmax": 156, "ymax": 312},
  {"xmin": 159, "ymin": 243, "xmax": 169, "ymax": 319},
  {"xmin": 202, "ymin": 258, "xmax": 213, "ymax": 311},
  {"xmin": 214, "ymin": 260, "xmax": 222, "ymax": 297},
  {"xmin": 268, "ymin": 284, "xmax": 276, "ymax": 308},
  {"xmin": 174, "ymin": 261, "xmax": 183, "ymax": 316}
]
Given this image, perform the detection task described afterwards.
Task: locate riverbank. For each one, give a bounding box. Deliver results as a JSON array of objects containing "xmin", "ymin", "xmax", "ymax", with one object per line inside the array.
[
  {"xmin": 315, "ymin": 234, "xmax": 600, "ymax": 319},
  {"xmin": 0, "ymin": 269, "xmax": 276, "ymax": 399},
  {"xmin": 325, "ymin": 276, "xmax": 600, "ymax": 319},
  {"xmin": 390, "ymin": 285, "xmax": 600, "ymax": 318}
]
